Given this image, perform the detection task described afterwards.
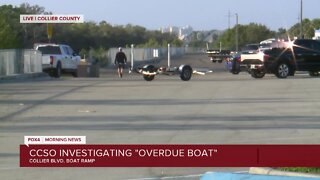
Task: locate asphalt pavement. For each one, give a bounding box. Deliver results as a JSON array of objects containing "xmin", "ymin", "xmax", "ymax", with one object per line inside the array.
[{"xmin": 1, "ymin": 54, "xmax": 320, "ymax": 180}]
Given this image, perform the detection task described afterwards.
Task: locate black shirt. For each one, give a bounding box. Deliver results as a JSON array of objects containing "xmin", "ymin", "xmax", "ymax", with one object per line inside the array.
[{"xmin": 115, "ymin": 52, "xmax": 127, "ymax": 64}]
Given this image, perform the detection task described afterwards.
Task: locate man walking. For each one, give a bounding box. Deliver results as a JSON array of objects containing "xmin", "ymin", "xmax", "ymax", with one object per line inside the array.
[{"xmin": 114, "ymin": 47, "xmax": 127, "ymax": 78}]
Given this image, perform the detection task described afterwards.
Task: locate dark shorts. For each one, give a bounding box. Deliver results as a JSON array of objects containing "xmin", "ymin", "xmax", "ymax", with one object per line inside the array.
[{"xmin": 117, "ymin": 63, "xmax": 125, "ymax": 69}]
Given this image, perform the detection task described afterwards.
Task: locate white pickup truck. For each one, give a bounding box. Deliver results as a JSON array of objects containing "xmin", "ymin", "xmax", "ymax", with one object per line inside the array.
[
  {"xmin": 34, "ymin": 44, "xmax": 80, "ymax": 78},
  {"xmin": 239, "ymin": 40, "xmax": 287, "ymax": 78}
]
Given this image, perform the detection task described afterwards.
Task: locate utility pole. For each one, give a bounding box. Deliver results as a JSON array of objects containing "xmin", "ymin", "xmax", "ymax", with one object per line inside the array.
[
  {"xmin": 227, "ymin": 12, "xmax": 239, "ymax": 51},
  {"xmin": 300, "ymin": 0, "xmax": 303, "ymax": 39},
  {"xmin": 228, "ymin": 10, "xmax": 231, "ymax": 30},
  {"xmin": 235, "ymin": 13, "xmax": 239, "ymax": 52}
]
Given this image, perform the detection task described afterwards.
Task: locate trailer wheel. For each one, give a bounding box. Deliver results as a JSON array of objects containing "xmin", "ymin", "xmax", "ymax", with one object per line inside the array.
[
  {"xmin": 179, "ymin": 65, "xmax": 192, "ymax": 81},
  {"xmin": 143, "ymin": 65, "xmax": 155, "ymax": 81}
]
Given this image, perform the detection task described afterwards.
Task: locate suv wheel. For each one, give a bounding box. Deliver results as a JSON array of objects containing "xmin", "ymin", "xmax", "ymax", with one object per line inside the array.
[{"xmin": 276, "ymin": 63, "xmax": 289, "ymax": 78}]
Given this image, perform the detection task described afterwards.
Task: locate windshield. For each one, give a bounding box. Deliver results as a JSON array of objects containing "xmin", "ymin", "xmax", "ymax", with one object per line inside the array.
[
  {"xmin": 241, "ymin": 44, "xmax": 259, "ymax": 54},
  {"xmin": 242, "ymin": 44, "xmax": 259, "ymax": 51}
]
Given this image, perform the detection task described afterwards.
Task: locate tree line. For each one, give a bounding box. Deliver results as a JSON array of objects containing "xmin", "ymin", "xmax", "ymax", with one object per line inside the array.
[
  {"xmin": 210, "ymin": 19, "xmax": 320, "ymax": 50},
  {"xmin": 1, "ymin": 3, "xmax": 320, "ymax": 56},
  {"xmin": 0, "ymin": 4, "xmax": 182, "ymax": 52}
]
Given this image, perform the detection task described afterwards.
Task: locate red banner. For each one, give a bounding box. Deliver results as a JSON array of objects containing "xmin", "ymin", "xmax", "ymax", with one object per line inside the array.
[{"xmin": 20, "ymin": 145, "xmax": 320, "ymax": 167}]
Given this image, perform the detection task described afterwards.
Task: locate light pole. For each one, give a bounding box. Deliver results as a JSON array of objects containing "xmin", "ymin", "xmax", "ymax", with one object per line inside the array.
[
  {"xmin": 130, "ymin": 44, "xmax": 134, "ymax": 73},
  {"xmin": 300, "ymin": 0, "xmax": 303, "ymax": 39},
  {"xmin": 168, "ymin": 43, "xmax": 171, "ymax": 68}
]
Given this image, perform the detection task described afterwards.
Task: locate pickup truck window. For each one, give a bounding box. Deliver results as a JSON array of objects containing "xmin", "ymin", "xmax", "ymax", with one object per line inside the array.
[
  {"xmin": 62, "ymin": 46, "xmax": 71, "ymax": 55},
  {"xmin": 37, "ymin": 46, "xmax": 61, "ymax": 55},
  {"xmin": 67, "ymin": 46, "xmax": 74, "ymax": 55}
]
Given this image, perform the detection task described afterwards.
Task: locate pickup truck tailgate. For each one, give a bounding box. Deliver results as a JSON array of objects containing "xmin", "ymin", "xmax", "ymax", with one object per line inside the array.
[
  {"xmin": 42, "ymin": 55, "xmax": 51, "ymax": 65},
  {"xmin": 241, "ymin": 53, "xmax": 265, "ymax": 64}
]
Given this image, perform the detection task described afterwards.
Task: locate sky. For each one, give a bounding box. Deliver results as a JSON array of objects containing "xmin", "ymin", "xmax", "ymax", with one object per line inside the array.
[{"xmin": 1, "ymin": 0, "xmax": 319, "ymax": 31}]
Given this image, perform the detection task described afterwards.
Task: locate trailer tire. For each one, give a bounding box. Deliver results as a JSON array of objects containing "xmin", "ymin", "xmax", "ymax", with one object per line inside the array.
[
  {"xmin": 179, "ymin": 65, "xmax": 192, "ymax": 81},
  {"xmin": 143, "ymin": 65, "xmax": 155, "ymax": 81}
]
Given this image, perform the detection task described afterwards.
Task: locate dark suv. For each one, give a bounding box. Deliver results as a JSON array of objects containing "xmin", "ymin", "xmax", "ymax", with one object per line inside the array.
[{"xmin": 249, "ymin": 39, "xmax": 320, "ymax": 78}]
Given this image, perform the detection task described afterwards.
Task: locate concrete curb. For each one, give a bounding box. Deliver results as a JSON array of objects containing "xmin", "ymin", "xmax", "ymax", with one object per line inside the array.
[
  {"xmin": 249, "ymin": 167, "xmax": 320, "ymax": 178},
  {"xmin": 0, "ymin": 72, "xmax": 48, "ymax": 81}
]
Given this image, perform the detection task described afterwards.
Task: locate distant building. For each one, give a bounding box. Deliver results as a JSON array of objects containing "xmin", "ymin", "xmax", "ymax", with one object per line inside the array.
[
  {"xmin": 160, "ymin": 26, "xmax": 194, "ymax": 41},
  {"xmin": 313, "ymin": 29, "xmax": 320, "ymax": 40},
  {"xmin": 178, "ymin": 26, "xmax": 193, "ymax": 41}
]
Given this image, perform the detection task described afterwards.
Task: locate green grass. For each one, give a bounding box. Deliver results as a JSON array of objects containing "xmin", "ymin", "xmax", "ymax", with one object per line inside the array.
[{"xmin": 278, "ymin": 167, "xmax": 320, "ymax": 174}]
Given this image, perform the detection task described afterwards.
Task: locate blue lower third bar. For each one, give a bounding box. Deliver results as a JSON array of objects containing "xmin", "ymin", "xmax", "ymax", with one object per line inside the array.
[{"xmin": 201, "ymin": 172, "xmax": 320, "ymax": 180}]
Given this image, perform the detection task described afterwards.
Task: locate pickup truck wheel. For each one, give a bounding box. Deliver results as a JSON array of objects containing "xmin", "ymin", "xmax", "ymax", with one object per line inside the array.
[
  {"xmin": 251, "ymin": 70, "xmax": 265, "ymax": 78},
  {"xmin": 54, "ymin": 63, "xmax": 62, "ymax": 78},
  {"xmin": 71, "ymin": 71, "xmax": 78, "ymax": 77},
  {"xmin": 179, "ymin": 65, "xmax": 192, "ymax": 81},
  {"xmin": 309, "ymin": 71, "xmax": 320, "ymax": 77},
  {"xmin": 276, "ymin": 63, "xmax": 289, "ymax": 78}
]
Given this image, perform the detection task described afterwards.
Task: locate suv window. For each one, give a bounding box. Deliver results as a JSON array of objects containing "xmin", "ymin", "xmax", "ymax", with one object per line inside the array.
[
  {"xmin": 310, "ymin": 41, "xmax": 320, "ymax": 52},
  {"xmin": 294, "ymin": 40, "xmax": 320, "ymax": 53}
]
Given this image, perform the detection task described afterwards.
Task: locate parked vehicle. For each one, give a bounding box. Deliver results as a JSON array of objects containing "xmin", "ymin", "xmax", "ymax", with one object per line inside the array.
[
  {"xmin": 34, "ymin": 44, "xmax": 80, "ymax": 78},
  {"xmin": 240, "ymin": 44, "xmax": 263, "ymax": 66},
  {"xmin": 206, "ymin": 49, "xmax": 231, "ymax": 63},
  {"xmin": 227, "ymin": 43, "xmax": 263, "ymax": 76},
  {"xmin": 240, "ymin": 39, "xmax": 320, "ymax": 78}
]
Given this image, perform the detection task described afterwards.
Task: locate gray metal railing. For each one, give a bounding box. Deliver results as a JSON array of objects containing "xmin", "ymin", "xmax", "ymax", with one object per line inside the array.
[
  {"xmin": 0, "ymin": 49, "xmax": 42, "ymax": 76},
  {"xmin": 107, "ymin": 46, "xmax": 189, "ymax": 65}
]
